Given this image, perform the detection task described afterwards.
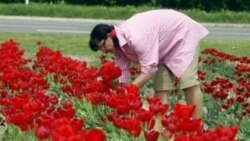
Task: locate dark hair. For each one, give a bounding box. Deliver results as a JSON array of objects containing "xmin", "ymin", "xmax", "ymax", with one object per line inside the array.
[{"xmin": 89, "ymin": 24, "xmax": 119, "ymax": 52}]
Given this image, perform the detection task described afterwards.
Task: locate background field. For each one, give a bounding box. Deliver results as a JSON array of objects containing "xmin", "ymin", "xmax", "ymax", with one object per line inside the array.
[{"xmin": 0, "ymin": 33, "xmax": 249, "ymax": 62}]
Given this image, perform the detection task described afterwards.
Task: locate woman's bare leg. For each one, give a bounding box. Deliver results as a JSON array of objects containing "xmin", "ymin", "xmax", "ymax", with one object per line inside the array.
[
  {"xmin": 184, "ymin": 85, "xmax": 203, "ymax": 118},
  {"xmin": 154, "ymin": 91, "xmax": 169, "ymax": 104}
]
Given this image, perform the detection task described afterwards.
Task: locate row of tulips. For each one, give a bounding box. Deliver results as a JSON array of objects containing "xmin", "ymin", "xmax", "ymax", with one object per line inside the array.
[
  {"xmin": 0, "ymin": 40, "xmax": 106, "ymax": 141},
  {"xmin": 199, "ymin": 48, "xmax": 250, "ymax": 119},
  {"xmin": 0, "ymin": 39, "xmax": 239, "ymax": 141}
]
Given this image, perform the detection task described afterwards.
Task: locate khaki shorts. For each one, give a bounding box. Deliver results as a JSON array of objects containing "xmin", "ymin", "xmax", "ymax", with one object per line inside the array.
[{"xmin": 153, "ymin": 48, "xmax": 200, "ymax": 92}]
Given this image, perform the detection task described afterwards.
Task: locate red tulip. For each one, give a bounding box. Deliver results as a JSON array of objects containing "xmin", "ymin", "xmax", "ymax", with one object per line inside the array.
[
  {"xmin": 144, "ymin": 130, "xmax": 160, "ymax": 141},
  {"xmin": 35, "ymin": 125, "xmax": 50, "ymax": 140},
  {"xmin": 85, "ymin": 128, "xmax": 106, "ymax": 141}
]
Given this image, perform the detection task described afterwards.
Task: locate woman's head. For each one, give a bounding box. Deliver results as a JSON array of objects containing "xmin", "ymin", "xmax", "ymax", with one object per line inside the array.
[{"xmin": 89, "ymin": 24, "xmax": 119, "ymax": 53}]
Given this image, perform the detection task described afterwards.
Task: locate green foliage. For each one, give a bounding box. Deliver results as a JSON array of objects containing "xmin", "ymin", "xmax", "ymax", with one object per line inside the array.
[
  {"xmin": 0, "ymin": 0, "xmax": 249, "ymax": 11},
  {"xmin": 3, "ymin": 126, "xmax": 39, "ymax": 141},
  {"xmin": 0, "ymin": 3, "xmax": 249, "ymax": 23},
  {"xmin": 0, "ymin": 0, "xmax": 62, "ymax": 3},
  {"xmin": 63, "ymin": 0, "xmax": 151, "ymax": 6}
]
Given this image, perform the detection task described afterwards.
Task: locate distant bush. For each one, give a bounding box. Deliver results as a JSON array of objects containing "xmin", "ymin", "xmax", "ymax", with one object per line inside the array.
[
  {"xmin": 0, "ymin": 0, "xmax": 249, "ymax": 11},
  {"xmin": 0, "ymin": 0, "xmax": 62, "ymax": 3},
  {"xmin": 62, "ymin": 0, "xmax": 150, "ymax": 6}
]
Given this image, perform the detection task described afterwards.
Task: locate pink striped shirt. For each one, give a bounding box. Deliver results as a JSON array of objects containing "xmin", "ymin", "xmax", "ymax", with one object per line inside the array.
[{"xmin": 114, "ymin": 9, "xmax": 209, "ymax": 83}]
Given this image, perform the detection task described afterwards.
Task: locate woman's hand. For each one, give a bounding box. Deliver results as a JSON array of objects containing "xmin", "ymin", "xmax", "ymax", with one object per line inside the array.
[{"xmin": 132, "ymin": 72, "xmax": 155, "ymax": 87}]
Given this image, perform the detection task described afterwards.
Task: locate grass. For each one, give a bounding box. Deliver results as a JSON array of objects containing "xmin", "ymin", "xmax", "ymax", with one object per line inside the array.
[
  {"xmin": 0, "ymin": 3, "xmax": 153, "ymax": 20},
  {"xmin": 200, "ymin": 39, "xmax": 250, "ymax": 56},
  {"xmin": 0, "ymin": 33, "xmax": 102, "ymax": 61},
  {"xmin": 0, "ymin": 3, "xmax": 250, "ymax": 24},
  {"xmin": 0, "ymin": 33, "xmax": 250, "ymax": 59},
  {"xmin": 183, "ymin": 9, "xmax": 250, "ymax": 24}
]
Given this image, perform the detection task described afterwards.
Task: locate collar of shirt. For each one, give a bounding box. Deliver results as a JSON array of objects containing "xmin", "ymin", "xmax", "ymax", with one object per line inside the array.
[
  {"xmin": 114, "ymin": 26, "xmax": 127, "ymax": 49},
  {"xmin": 114, "ymin": 26, "xmax": 139, "ymax": 64}
]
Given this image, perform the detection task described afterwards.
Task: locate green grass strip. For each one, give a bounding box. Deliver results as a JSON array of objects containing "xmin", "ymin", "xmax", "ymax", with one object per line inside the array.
[{"xmin": 0, "ymin": 3, "xmax": 250, "ymax": 24}]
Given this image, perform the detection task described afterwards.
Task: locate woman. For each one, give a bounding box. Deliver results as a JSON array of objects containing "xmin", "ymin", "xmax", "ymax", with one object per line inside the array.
[{"xmin": 89, "ymin": 9, "xmax": 209, "ymax": 118}]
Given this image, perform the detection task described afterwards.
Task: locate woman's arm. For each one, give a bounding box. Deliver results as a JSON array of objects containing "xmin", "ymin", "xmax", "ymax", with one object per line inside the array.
[{"xmin": 132, "ymin": 72, "xmax": 155, "ymax": 87}]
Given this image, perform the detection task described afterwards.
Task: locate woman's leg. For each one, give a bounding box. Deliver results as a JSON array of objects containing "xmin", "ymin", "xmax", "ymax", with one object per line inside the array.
[
  {"xmin": 154, "ymin": 91, "xmax": 169, "ymax": 104},
  {"xmin": 184, "ymin": 85, "xmax": 203, "ymax": 118},
  {"xmin": 180, "ymin": 47, "xmax": 203, "ymax": 118}
]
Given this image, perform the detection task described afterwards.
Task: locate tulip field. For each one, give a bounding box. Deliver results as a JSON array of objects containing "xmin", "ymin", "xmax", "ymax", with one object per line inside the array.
[{"xmin": 0, "ymin": 39, "xmax": 250, "ymax": 141}]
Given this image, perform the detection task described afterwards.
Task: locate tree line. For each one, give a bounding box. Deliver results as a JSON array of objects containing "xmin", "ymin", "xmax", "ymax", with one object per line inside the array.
[{"xmin": 1, "ymin": 0, "xmax": 249, "ymax": 11}]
